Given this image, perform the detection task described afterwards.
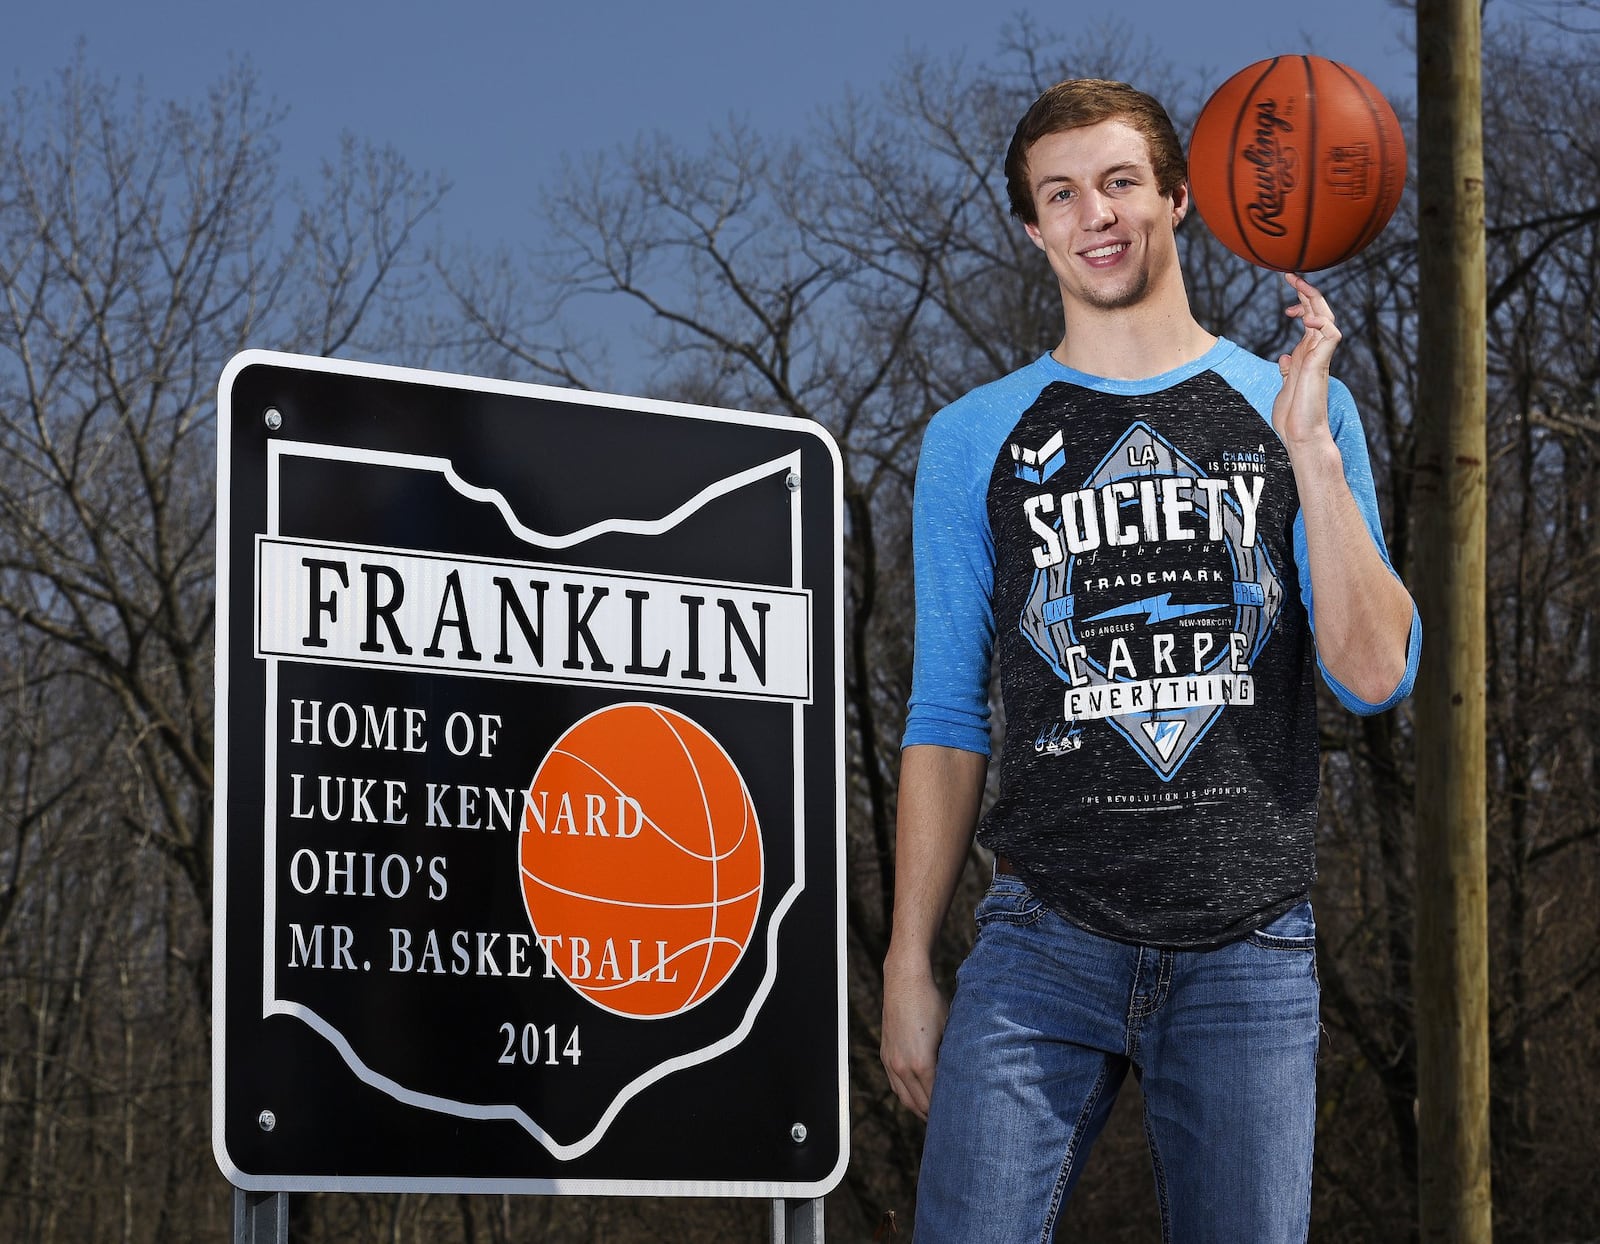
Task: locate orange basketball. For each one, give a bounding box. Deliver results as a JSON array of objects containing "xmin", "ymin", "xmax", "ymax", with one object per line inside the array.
[
  {"xmin": 1188, "ymin": 55, "xmax": 1406, "ymax": 271},
  {"xmin": 519, "ymin": 703, "xmax": 762, "ymax": 1019}
]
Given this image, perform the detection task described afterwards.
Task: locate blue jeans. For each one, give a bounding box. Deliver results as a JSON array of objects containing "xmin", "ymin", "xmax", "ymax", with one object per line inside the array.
[{"xmin": 914, "ymin": 874, "xmax": 1319, "ymax": 1243}]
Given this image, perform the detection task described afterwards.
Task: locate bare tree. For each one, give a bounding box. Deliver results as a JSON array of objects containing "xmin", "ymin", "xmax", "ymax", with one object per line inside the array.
[{"xmin": 0, "ymin": 58, "xmax": 446, "ymax": 1241}]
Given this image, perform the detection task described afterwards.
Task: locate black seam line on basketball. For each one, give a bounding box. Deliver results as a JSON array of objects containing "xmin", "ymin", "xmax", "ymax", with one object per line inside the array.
[
  {"xmin": 1331, "ymin": 58, "xmax": 1390, "ymax": 265},
  {"xmin": 1228, "ymin": 55, "xmax": 1283, "ymax": 268},
  {"xmin": 1293, "ymin": 54, "xmax": 1317, "ymax": 272}
]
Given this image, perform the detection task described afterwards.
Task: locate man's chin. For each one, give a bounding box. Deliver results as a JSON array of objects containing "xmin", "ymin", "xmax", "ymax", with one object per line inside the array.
[{"xmin": 1078, "ymin": 272, "xmax": 1150, "ymax": 311}]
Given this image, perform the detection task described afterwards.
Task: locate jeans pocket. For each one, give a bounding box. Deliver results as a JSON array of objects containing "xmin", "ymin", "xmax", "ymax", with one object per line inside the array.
[
  {"xmin": 1244, "ymin": 900, "xmax": 1317, "ymax": 951},
  {"xmin": 973, "ymin": 873, "xmax": 1047, "ymax": 929}
]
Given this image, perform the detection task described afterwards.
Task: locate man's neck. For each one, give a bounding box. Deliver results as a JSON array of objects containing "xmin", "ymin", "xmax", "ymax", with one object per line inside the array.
[{"xmin": 1051, "ymin": 299, "xmax": 1218, "ymax": 382}]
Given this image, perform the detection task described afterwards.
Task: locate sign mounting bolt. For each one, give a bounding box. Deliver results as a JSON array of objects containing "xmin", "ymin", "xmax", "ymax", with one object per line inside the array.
[
  {"xmin": 789, "ymin": 1122, "xmax": 807, "ymax": 1144},
  {"xmin": 785, "ymin": 471, "xmax": 801, "ymax": 492},
  {"xmin": 258, "ymin": 1110, "xmax": 277, "ymax": 1132},
  {"xmin": 264, "ymin": 408, "xmax": 283, "ymax": 431}
]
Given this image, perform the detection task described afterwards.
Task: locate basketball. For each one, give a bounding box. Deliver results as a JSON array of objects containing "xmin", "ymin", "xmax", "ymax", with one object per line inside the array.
[
  {"xmin": 519, "ymin": 703, "xmax": 762, "ymax": 1019},
  {"xmin": 1187, "ymin": 55, "xmax": 1406, "ymax": 271}
]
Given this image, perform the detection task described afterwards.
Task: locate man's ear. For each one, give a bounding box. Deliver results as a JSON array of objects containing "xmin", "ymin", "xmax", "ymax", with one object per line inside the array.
[
  {"xmin": 1171, "ymin": 181, "xmax": 1191, "ymax": 229},
  {"xmin": 1023, "ymin": 220, "xmax": 1047, "ymax": 251}
]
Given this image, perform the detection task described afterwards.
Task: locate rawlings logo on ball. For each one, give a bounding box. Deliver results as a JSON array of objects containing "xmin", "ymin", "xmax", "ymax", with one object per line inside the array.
[{"xmin": 1241, "ymin": 99, "xmax": 1298, "ymax": 239}]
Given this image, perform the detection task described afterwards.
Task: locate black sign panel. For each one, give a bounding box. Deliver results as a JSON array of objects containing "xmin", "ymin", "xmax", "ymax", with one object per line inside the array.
[{"xmin": 213, "ymin": 353, "xmax": 845, "ymax": 1196}]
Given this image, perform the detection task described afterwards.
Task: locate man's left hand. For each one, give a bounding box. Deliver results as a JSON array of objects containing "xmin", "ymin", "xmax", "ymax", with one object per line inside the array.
[{"xmin": 1273, "ymin": 272, "xmax": 1341, "ymax": 452}]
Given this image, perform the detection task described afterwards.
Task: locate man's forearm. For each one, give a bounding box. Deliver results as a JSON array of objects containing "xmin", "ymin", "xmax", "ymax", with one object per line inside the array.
[
  {"xmin": 885, "ymin": 744, "xmax": 989, "ymax": 963},
  {"xmin": 1289, "ymin": 437, "xmax": 1415, "ymax": 704},
  {"xmin": 880, "ymin": 743, "xmax": 988, "ymax": 1119}
]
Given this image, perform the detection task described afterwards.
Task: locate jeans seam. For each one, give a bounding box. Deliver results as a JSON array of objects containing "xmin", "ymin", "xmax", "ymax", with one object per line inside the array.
[
  {"xmin": 1143, "ymin": 1103, "xmax": 1173, "ymax": 1244},
  {"xmin": 1246, "ymin": 932, "xmax": 1317, "ymax": 951},
  {"xmin": 1126, "ymin": 948, "xmax": 1173, "ymax": 1024},
  {"xmin": 1124, "ymin": 950, "xmax": 1144, "ymax": 1056},
  {"xmin": 1040, "ymin": 1055, "xmax": 1113, "ymax": 1244},
  {"xmin": 976, "ymin": 907, "xmax": 1047, "ymax": 929}
]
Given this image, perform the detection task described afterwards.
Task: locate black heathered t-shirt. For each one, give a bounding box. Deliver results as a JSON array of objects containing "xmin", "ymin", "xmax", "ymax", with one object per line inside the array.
[{"xmin": 902, "ymin": 340, "xmax": 1415, "ymax": 948}]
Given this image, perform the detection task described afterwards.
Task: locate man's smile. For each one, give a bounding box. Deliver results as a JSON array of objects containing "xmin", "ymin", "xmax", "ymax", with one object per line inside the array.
[{"xmin": 1080, "ymin": 241, "xmax": 1130, "ymax": 264}]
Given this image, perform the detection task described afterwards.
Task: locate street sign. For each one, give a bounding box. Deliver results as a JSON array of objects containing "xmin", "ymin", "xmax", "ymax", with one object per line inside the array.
[{"xmin": 213, "ymin": 352, "xmax": 846, "ymax": 1198}]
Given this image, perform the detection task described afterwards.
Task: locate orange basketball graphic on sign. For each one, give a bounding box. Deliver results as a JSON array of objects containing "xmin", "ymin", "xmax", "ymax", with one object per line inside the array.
[{"xmin": 519, "ymin": 704, "xmax": 763, "ymax": 1018}]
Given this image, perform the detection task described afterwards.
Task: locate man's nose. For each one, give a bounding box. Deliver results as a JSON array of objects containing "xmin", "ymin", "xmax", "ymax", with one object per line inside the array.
[{"xmin": 1080, "ymin": 190, "xmax": 1115, "ymax": 231}]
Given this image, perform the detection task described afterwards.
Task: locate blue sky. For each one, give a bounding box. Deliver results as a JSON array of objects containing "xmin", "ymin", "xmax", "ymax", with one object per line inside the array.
[{"xmin": 11, "ymin": 1, "xmax": 1417, "ymax": 256}]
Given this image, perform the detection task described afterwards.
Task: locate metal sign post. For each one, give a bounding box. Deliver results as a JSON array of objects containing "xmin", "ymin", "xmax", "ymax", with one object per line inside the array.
[
  {"xmin": 770, "ymin": 1197, "xmax": 824, "ymax": 1243},
  {"xmin": 213, "ymin": 352, "xmax": 846, "ymax": 1207},
  {"xmin": 232, "ymin": 1189, "xmax": 288, "ymax": 1244}
]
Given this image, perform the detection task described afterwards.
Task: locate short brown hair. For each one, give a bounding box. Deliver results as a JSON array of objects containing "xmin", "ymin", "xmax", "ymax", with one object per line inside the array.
[{"xmin": 1004, "ymin": 79, "xmax": 1187, "ymax": 224}]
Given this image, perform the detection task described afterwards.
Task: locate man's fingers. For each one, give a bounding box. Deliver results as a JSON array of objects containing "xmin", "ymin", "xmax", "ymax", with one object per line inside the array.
[
  {"xmin": 883, "ymin": 1060, "xmax": 932, "ymax": 1120},
  {"xmin": 903, "ymin": 1069, "xmax": 932, "ymax": 1120},
  {"xmin": 883, "ymin": 1043, "xmax": 936, "ymax": 1113},
  {"xmin": 1284, "ymin": 272, "xmax": 1335, "ymax": 326},
  {"xmin": 1284, "ymin": 269, "xmax": 1326, "ymax": 300}
]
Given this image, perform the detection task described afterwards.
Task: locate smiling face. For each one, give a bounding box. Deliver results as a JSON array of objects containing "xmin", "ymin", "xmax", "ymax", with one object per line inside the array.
[{"xmin": 1021, "ymin": 119, "xmax": 1190, "ymax": 316}]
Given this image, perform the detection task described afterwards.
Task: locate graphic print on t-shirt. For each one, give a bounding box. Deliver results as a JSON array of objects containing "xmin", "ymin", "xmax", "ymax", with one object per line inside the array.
[{"xmin": 1014, "ymin": 419, "xmax": 1285, "ymax": 780}]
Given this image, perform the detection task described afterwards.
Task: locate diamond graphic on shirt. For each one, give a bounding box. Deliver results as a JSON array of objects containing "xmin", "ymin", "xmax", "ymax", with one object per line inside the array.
[{"xmin": 1019, "ymin": 421, "xmax": 1285, "ymax": 780}]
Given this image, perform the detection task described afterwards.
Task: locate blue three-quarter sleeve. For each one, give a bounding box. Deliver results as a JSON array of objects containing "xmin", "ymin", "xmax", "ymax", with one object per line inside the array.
[{"xmin": 902, "ymin": 403, "xmax": 1007, "ymax": 753}]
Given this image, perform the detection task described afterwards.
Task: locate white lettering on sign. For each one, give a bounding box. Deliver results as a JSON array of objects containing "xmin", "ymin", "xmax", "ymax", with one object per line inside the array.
[{"xmin": 255, "ymin": 536, "xmax": 812, "ymax": 701}]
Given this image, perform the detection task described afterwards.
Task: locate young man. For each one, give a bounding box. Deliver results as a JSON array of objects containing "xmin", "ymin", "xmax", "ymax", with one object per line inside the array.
[{"xmin": 880, "ymin": 79, "xmax": 1420, "ymax": 1242}]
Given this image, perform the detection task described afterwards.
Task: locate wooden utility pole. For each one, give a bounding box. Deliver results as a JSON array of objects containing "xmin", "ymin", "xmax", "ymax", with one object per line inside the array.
[{"xmin": 1414, "ymin": 0, "xmax": 1492, "ymax": 1240}]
